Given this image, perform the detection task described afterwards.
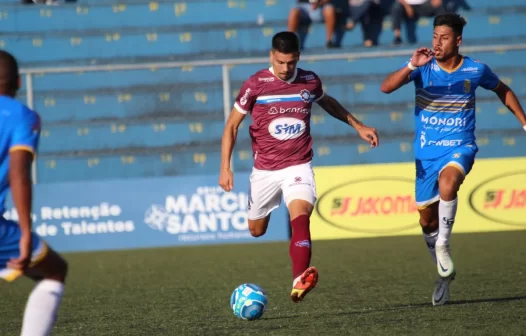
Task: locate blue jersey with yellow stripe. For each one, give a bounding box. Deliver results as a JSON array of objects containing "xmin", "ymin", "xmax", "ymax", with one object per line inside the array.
[
  {"xmin": 0, "ymin": 95, "xmax": 41, "ymax": 214},
  {"xmin": 407, "ymin": 56, "xmax": 500, "ymax": 160}
]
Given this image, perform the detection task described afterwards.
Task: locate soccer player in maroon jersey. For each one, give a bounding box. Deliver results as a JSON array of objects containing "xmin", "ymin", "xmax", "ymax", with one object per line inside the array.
[{"xmin": 219, "ymin": 31, "xmax": 379, "ymax": 303}]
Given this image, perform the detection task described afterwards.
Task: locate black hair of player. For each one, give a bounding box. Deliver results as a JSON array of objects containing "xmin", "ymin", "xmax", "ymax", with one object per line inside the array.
[
  {"xmin": 433, "ymin": 13, "xmax": 467, "ymax": 37},
  {"xmin": 271, "ymin": 32, "xmax": 300, "ymax": 54},
  {"xmin": 0, "ymin": 50, "xmax": 20, "ymax": 95}
]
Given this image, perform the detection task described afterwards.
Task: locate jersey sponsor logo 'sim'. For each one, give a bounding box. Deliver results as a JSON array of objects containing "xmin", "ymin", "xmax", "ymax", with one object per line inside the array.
[
  {"xmin": 258, "ymin": 77, "xmax": 274, "ymax": 82},
  {"xmin": 240, "ymin": 88, "xmax": 251, "ymax": 106},
  {"xmin": 268, "ymin": 106, "xmax": 309, "ymax": 115},
  {"xmin": 268, "ymin": 117, "xmax": 306, "ymax": 140}
]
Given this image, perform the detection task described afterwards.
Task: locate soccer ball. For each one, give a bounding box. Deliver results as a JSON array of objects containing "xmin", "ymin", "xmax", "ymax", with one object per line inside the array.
[{"xmin": 230, "ymin": 283, "xmax": 268, "ymax": 320}]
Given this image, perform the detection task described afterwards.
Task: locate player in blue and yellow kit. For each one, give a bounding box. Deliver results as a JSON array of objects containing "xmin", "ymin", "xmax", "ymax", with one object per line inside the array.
[
  {"xmin": 381, "ymin": 13, "xmax": 526, "ymax": 306},
  {"xmin": 0, "ymin": 50, "xmax": 68, "ymax": 335}
]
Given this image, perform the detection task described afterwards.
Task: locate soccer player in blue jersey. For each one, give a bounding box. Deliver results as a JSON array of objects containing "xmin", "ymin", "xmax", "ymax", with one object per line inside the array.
[
  {"xmin": 380, "ymin": 13, "xmax": 526, "ymax": 306},
  {"xmin": 0, "ymin": 50, "xmax": 68, "ymax": 335}
]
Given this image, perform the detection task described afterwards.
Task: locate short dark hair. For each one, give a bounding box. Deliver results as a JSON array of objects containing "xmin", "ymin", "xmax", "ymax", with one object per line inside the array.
[
  {"xmin": 272, "ymin": 31, "xmax": 300, "ymax": 54},
  {"xmin": 433, "ymin": 13, "xmax": 467, "ymax": 36},
  {"xmin": 0, "ymin": 50, "xmax": 19, "ymax": 91}
]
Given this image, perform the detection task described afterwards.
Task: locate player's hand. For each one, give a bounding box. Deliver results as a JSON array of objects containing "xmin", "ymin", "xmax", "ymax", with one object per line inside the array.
[
  {"xmin": 7, "ymin": 233, "xmax": 32, "ymax": 271},
  {"xmin": 219, "ymin": 168, "xmax": 234, "ymax": 192},
  {"xmin": 410, "ymin": 47, "xmax": 434, "ymax": 67},
  {"xmin": 356, "ymin": 125, "xmax": 379, "ymax": 148}
]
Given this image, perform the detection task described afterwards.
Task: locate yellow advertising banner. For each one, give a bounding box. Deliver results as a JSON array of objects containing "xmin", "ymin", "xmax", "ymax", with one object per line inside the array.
[{"xmin": 311, "ymin": 156, "xmax": 526, "ymax": 240}]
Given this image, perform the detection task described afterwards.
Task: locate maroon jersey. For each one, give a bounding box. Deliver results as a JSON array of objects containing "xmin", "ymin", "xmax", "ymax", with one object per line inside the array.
[{"xmin": 234, "ymin": 67, "xmax": 325, "ymax": 170}]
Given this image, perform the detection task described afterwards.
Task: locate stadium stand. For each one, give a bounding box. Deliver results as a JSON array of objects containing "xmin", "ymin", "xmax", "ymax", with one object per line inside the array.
[{"xmin": 0, "ymin": 0, "xmax": 524, "ymax": 183}]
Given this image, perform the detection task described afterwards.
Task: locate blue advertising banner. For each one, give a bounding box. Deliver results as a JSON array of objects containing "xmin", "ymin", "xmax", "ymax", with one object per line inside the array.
[{"xmin": 2, "ymin": 173, "xmax": 290, "ymax": 253}]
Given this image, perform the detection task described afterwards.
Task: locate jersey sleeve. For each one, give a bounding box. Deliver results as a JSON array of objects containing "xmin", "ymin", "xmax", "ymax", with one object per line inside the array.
[
  {"xmin": 233, "ymin": 77, "xmax": 258, "ymax": 114},
  {"xmin": 402, "ymin": 61, "xmax": 422, "ymax": 82},
  {"xmin": 479, "ymin": 64, "xmax": 500, "ymax": 90},
  {"xmin": 313, "ymin": 74, "xmax": 325, "ymax": 102},
  {"xmin": 9, "ymin": 108, "xmax": 41, "ymax": 156}
]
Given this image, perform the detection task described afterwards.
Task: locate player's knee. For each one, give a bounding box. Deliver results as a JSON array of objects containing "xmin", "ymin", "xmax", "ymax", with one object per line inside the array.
[
  {"xmin": 289, "ymin": 7, "xmax": 301, "ymax": 20},
  {"xmin": 439, "ymin": 173, "xmax": 463, "ymax": 199},
  {"xmin": 40, "ymin": 250, "xmax": 69, "ymax": 283},
  {"xmin": 419, "ymin": 217, "xmax": 438, "ymax": 233},
  {"xmin": 248, "ymin": 219, "xmax": 268, "ymax": 238},
  {"xmin": 249, "ymin": 227, "xmax": 266, "ymax": 238},
  {"xmin": 48, "ymin": 255, "xmax": 68, "ymax": 283}
]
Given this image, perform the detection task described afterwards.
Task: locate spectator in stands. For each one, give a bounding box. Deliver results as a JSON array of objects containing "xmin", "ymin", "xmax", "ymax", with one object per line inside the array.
[
  {"xmin": 345, "ymin": 0, "xmax": 385, "ymax": 47},
  {"xmin": 390, "ymin": 0, "xmax": 447, "ymax": 45},
  {"xmin": 288, "ymin": 0, "xmax": 349, "ymax": 49}
]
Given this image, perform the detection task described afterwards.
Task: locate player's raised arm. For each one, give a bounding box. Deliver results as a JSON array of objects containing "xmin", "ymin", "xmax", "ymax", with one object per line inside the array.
[
  {"xmin": 317, "ymin": 94, "xmax": 379, "ymax": 148},
  {"xmin": 380, "ymin": 47, "xmax": 433, "ymax": 94},
  {"xmin": 491, "ymin": 81, "xmax": 526, "ymax": 131}
]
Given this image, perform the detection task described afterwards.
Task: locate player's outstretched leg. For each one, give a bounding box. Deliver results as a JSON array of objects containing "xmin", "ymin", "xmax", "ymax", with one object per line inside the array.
[
  {"xmin": 288, "ymin": 199, "xmax": 318, "ymax": 303},
  {"xmin": 0, "ymin": 222, "xmax": 68, "ymax": 336},
  {"xmin": 436, "ymin": 166, "xmax": 463, "ymax": 279},
  {"xmin": 21, "ymin": 244, "xmax": 68, "ymax": 336}
]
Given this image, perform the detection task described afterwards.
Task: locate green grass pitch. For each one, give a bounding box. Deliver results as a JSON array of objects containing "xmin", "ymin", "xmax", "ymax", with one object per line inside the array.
[{"xmin": 1, "ymin": 230, "xmax": 525, "ymax": 335}]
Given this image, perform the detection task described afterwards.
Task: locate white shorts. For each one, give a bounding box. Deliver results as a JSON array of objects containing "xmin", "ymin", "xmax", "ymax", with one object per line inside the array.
[{"xmin": 247, "ymin": 162, "xmax": 317, "ymax": 220}]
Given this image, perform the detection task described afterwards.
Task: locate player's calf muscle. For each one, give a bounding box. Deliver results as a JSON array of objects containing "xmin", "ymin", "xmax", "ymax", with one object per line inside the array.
[
  {"xmin": 287, "ymin": 199, "xmax": 313, "ymax": 221},
  {"xmin": 419, "ymin": 204, "xmax": 439, "ymax": 233}
]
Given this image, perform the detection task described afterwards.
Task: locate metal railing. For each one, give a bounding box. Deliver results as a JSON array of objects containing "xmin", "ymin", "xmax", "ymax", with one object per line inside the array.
[{"xmin": 20, "ymin": 43, "xmax": 526, "ymax": 183}]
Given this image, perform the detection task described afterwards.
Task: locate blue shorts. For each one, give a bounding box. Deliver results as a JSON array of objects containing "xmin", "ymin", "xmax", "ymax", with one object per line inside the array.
[
  {"xmin": 415, "ymin": 146, "xmax": 477, "ymax": 209},
  {"xmin": 0, "ymin": 219, "xmax": 48, "ymax": 282}
]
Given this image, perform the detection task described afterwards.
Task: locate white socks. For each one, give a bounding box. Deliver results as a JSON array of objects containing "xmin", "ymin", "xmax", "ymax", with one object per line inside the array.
[
  {"xmin": 423, "ymin": 229, "xmax": 438, "ymax": 264},
  {"xmin": 21, "ymin": 279, "xmax": 65, "ymax": 336},
  {"xmin": 436, "ymin": 198, "xmax": 458, "ymax": 247}
]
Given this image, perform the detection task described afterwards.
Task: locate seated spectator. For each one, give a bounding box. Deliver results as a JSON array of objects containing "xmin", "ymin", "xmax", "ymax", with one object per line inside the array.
[
  {"xmin": 288, "ymin": 0, "xmax": 349, "ymax": 49},
  {"xmin": 346, "ymin": 0, "xmax": 385, "ymax": 47},
  {"xmin": 390, "ymin": 0, "xmax": 447, "ymax": 45}
]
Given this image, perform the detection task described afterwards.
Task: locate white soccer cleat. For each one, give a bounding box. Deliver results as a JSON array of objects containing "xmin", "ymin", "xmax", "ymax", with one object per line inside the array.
[
  {"xmin": 432, "ymin": 270, "xmax": 456, "ymax": 306},
  {"xmin": 436, "ymin": 244, "xmax": 455, "ymax": 278}
]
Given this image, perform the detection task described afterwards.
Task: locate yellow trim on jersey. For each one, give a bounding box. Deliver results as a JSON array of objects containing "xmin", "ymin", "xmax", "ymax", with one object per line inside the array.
[
  {"xmin": 3, "ymin": 269, "xmax": 23, "ymax": 282},
  {"xmin": 0, "ymin": 241, "xmax": 49, "ymax": 282},
  {"xmin": 9, "ymin": 145, "xmax": 35, "ymax": 156},
  {"xmin": 436, "ymin": 57, "xmax": 464, "ymax": 74}
]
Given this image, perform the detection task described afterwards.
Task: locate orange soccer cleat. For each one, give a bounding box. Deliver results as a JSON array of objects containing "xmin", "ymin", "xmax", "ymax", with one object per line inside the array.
[{"xmin": 290, "ymin": 266, "xmax": 318, "ymax": 303}]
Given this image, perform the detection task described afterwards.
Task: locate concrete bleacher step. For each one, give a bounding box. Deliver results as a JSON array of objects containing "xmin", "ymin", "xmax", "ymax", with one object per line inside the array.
[
  {"xmin": 0, "ymin": 1, "xmax": 286, "ymax": 33},
  {"xmin": 35, "ymin": 93, "xmax": 525, "ymax": 156},
  {"xmin": 23, "ymin": 49, "xmax": 526, "ymax": 93},
  {"xmin": 2, "ymin": 10, "xmax": 525, "ymax": 65},
  {"xmin": 39, "ymin": 119, "xmax": 225, "ymax": 153},
  {"xmin": 36, "ymin": 131, "xmax": 526, "ymax": 183}
]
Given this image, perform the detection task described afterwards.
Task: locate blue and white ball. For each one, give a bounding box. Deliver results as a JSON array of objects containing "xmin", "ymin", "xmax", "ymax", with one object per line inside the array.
[{"xmin": 230, "ymin": 283, "xmax": 268, "ymax": 320}]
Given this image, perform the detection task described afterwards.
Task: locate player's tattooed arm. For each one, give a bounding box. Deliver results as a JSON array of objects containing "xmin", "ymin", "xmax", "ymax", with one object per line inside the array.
[
  {"xmin": 317, "ymin": 94, "xmax": 363, "ymax": 128},
  {"xmin": 492, "ymin": 81, "xmax": 526, "ymax": 129},
  {"xmin": 317, "ymin": 95, "xmax": 379, "ymax": 147}
]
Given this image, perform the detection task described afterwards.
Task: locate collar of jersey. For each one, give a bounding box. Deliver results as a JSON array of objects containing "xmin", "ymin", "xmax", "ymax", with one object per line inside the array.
[
  {"xmin": 434, "ymin": 56, "xmax": 465, "ymax": 74},
  {"xmin": 268, "ymin": 67, "xmax": 297, "ymax": 84}
]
